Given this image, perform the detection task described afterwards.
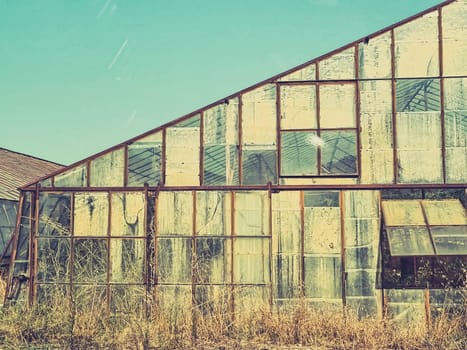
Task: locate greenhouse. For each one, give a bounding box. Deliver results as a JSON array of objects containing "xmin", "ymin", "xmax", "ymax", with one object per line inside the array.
[{"xmin": 5, "ymin": 0, "xmax": 466, "ymax": 322}]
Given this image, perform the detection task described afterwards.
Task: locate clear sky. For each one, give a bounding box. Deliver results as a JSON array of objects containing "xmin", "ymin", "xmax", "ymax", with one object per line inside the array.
[{"xmin": 0, "ymin": 0, "xmax": 444, "ymax": 165}]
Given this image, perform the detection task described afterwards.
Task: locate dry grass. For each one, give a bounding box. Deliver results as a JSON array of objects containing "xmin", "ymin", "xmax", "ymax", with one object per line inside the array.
[{"xmin": 0, "ymin": 281, "xmax": 465, "ymax": 349}]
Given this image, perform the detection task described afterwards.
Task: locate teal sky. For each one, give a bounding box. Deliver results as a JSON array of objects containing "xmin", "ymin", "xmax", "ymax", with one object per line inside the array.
[{"xmin": 0, "ymin": 0, "xmax": 444, "ymax": 165}]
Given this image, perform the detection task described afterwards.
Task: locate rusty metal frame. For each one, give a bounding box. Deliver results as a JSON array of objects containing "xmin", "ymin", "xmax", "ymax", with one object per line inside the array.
[
  {"xmin": 390, "ymin": 28, "xmax": 398, "ymax": 184},
  {"xmin": 438, "ymin": 7, "xmax": 447, "ymax": 184}
]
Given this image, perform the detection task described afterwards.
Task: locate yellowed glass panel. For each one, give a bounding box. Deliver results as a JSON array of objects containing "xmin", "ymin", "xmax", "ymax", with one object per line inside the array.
[
  {"xmin": 195, "ymin": 237, "xmax": 231, "ymax": 283},
  {"xmin": 381, "ymin": 200, "xmax": 425, "ymax": 226},
  {"xmin": 358, "ymin": 31, "xmax": 392, "ymax": 79},
  {"xmin": 195, "ymin": 191, "xmax": 231, "ymax": 236},
  {"xmin": 304, "ymin": 207, "xmax": 340, "ymax": 254},
  {"xmin": 319, "ymin": 47, "xmax": 355, "ymax": 80},
  {"xmin": 242, "ymin": 84, "xmax": 276, "ymax": 145},
  {"xmin": 90, "ymin": 148, "xmax": 124, "ymax": 187},
  {"xmin": 319, "ymin": 84, "xmax": 356, "ymax": 128},
  {"xmin": 54, "ymin": 164, "xmax": 87, "ymax": 187},
  {"xmin": 442, "ymin": 1, "xmax": 467, "ymax": 76},
  {"xmin": 110, "ymin": 192, "xmax": 145, "ymax": 236},
  {"xmin": 157, "ymin": 238, "xmax": 192, "ymax": 283},
  {"xmin": 422, "ymin": 199, "xmax": 467, "ymax": 226},
  {"xmin": 278, "ymin": 63, "xmax": 316, "ymax": 81},
  {"xmin": 279, "ymin": 84, "xmax": 317, "ymax": 130},
  {"xmin": 387, "ymin": 227, "xmax": 434, "ymax": 256},
  {"xmin": 157, "ymin": 191, "xmax": 193, "ymax": 235},
  {"xmin": 74, "ymin": 192, "xmax": 109, "ymax": 236},
  {"xmin": 233, "ymin": 238, "xmax": 270, "ymax": 283},
  {"xmin": 394, "ymin": 12, "xmax": 439, "ymax": 78},
  {"xmin": 235, "ymin": 191, "xmax": 269, "ymax": 236},
  {"xmin": 110, "ymin": 238, "xmax": 145, "ymax": 283}
]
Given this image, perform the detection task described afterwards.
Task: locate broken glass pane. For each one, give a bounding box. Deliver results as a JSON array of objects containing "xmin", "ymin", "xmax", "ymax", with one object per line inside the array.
[
  {"xmin": 37, "ymin": 238, "xmax": 70, "ymax": 282},
  {"xmin": 156, "ymin": 238, "xmax": 192, "ymax": 283},
  {"xmin": 319, "ymin": 84, "xmax": 356, "ymax": 129},
  {"xmin": 195, "ymin": 237, "xmax": 230, "ymax": 284},
  {"xmin": 381, "ymin": 200, "xmax": 425, "ymax": 226},
  {"xmin": 110, "ymin": 192, "xmax": 145, "ymax": 236},
  {"xmin": 233, "ymin": 238, "xmax": 269, "ymax": 283},
  {"xmin": 157, "ymin": 191, "xmax": 193, "ymax": 235},
  {"xmin": 387, "ymin": 227, "xmax": 434, "ymax": 256},
  {"xmin": 279, "ymin": 84, "xmax": 317, "ymax": 130},
  {"xmin": 235, "ymin": 192, "xmax": 269, "ymax": 236},
  {"xmin": 396, "ymin": 79, "xmax": 440, "ymax": 112},
  {"xmin": 319, "ymin": 47, "xmax": 355, "ymax": 80},
  {"xmin": 127, "ymin": 132, "xmax": 162, "ymax": 186},
  {"xmin": 54, "ymin": 164, "xmax": 87, "ymax": 187},
  {"xmin": 320, "ymin": 130, "xmax": 357, "ymax": 174},
  {"xmin": 74, "ymin": 192, "xmax": 109, "ymax": 236},
  {"xmin": 90, "ymin": 148, "xmax": 125, "ymax": 187},
  {"xmin": 38, "ymin": 193, "xmax": 71, "ymax": 236},
  {"xmin": 196, "ymin": 191, "xmax": 230, "ymax": 236},
  {"xmin": 422, "ymin": 199, "xmax": 467, "ymax": 226},
  {"xmin": 73, "ymin": 239, "xmax": 107, "ymax": 283},
  {"xmin": 242, "ymin": 146, "xmax": 277, "ymax": 185},
  {"xmin": 280, "ymin": 131, "xmax": 318, "ymax": 176},
  {"xmin": 110, "ymin": 238, "xmax": 145, "ymax": 283},
  {"xmin": 304, "ymin": 256, "xmax": 341, "ymax": 299},
  {"xmin": 431, "ymin": 226, "xmax": 467, "ymax": 255}
]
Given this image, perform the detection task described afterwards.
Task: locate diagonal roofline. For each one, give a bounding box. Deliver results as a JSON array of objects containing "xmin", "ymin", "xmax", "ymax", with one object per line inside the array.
[{"xmin": 20, "ymin": 0, "xmax": 457, "ymax": 190}]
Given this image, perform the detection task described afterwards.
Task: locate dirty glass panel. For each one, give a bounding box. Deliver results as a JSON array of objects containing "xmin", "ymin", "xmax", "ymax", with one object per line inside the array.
[
  {"xmin": 279, "ymin": 84, "xmax": 317, "ymax": 130},
  {"xmin": 38, "ymin": 193, "xmax": 71, "ymax": 236},
  {"xmin": 358, "ymin": 31, "xmax": 392, "ymax": 79},
  {"xmin": 274, "ymin": 255, "xmax": 300, "ymax": 299},
  {"xmin": 110, "ymin": 192, "xmax": 145, "ymax": 236},
  {"xmin": 278, "ymin": 63, "xmax": 316, "ymax": 81},
  {"xmin": 204, "ymin": 145, "xmax": 239, "ymax": 185},
  {"xmin": 304, "ymin": 256, "xmax": 341, "ymax": 299},
  {"xmin": 319, "ymin": 84, "xmax": 356, "ymax": 129},
  {"xmin": 442, "ymin": 1, "xmax": 467, "ymax": 76},
  {"xmin": 157, "ymin": 191, "xmax": 192, "ymax": 235},
  {"xmin": 110, "ymin": 238, "xmax": 145, "ymax": 283},
  {"xmin": 194, "ymin": 285, "xmax": 230, "ymax": 316},
  {"xmin": 346, "ymin": 270, "xmax": 376, "ymax": 297},
  {"xmin": 381, "ymin": 200, "xmax": 425, "ymax": 226},
  {"xmin": 195, "ymin": 237, "xmax": 231, "ymax": 284},
  {"xmin": 444, "ymin": 112, "xmax": 466, "ymax": 146},
  {"xmin": 90, "ymin": 148, "xmax": 125, "ymax": 187},
  {"xmin": 396, "ymin": 79, "xmax": 440, "ymax": 112},
  {"xmin": 272, "ymin": 191, "xmax": 301, "ymax": 254},
  {"xmin": 385, "ymin": 290, "xmax": 425, "ymax": 322},
  {"xmin": 242, "ymin": 146, "xmax": 277, "ymax": 185},
  {"xmin": 444, "ymin": 78, "xmax": 467, "ymax": 112},
  {"xmin": 235, "ymin": 192, "xmax": 269, "ymax": 236},
  {"xmin": 73, "ymin": 239, "xmax": 107, "ymax": 283},
  {"xmin": 304, "ymin": 191, "xmax": 339, "ymax": 207},
  {"xmin": 320, "ymin": 130, "xmax": 357, "ymax": 175},
  {"xmin": 387, "ymin": 227, "xmax": 434, "ymax": 256},
  {"xmin": 280, "ymin": 131, "xmax": 318, "ymax": 176},
  {"xmin": 196, "ymin": 191, "xmax": 230, "ymax": 236},
  {"xmin": 422, "ymin": 199, "xmax": 467, "ymax": 226},
  {"xmin": 165, "ymin": 123, "xmax": 200, "ymax": 186},
  {"xmin": 37, "ymin": 238, "xmax": 70, "ymax": 282},
  {"xmin": 394, "ymin": 12, "xmax": 439, "ymax": 77},
  {"xmin": 397, "ymin": 149, "xmax": 443, "ymax": 183},
  {"xmin": 233, "ymin": 238, "xmax": 269, "ymax": 284},
  {"xmin": 73, "ymin": 285, "xmax": 107, "ymax": 312},
  {"xmin": 14, "ymin": 195, "xmax": 31, "ymax": 261},
  {"xmin": 36, "ymin": 284, "xmax": 69, "ymax": 305},
  {"xmin": 430, "ymin": 226, "xmax": 467, "ymax": 255},
  {"xmin": 318, "ymin": 47, "xmax": 355, "ymax": 80},
  {"xmin": 156, "ymin": 238, "xmax": 192, "ymax": 283},
  {"xmin": 242, "ymin": 84, "xmax": 277, "ymax": 145},
  {"xmin": 54, "ymin": 164, "xmax": 87, "ymax": 187},
  {"xmin": 110, "ymin": 285, "xmax": 146, "ymax": 315},
  {"xmin": 74, "ymin": 192, "xmax": 109, "ymax": 236},
  {"xmin": 304, "ymin": 206, "xmax": 340, "ymax": 255},
  {"xmin": 203, "ymin": 98, "xmax": 238, "ymax": 145},
  {"xmin": 127, "ymin": 132, "xmax": 162, "ymax": 186},
  {"xmin": 156, "ymin": 285, "xmax": 192, "ymax": 316},
  {"xmin": 234, "ymin": 286, "xmax": 270, "ymax": 313}
]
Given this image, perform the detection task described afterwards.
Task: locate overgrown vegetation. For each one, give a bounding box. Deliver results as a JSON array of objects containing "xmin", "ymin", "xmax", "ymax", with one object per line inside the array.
[{"xmin": 0, "ymin": 277, "xmax": 465, "ymax": 349}]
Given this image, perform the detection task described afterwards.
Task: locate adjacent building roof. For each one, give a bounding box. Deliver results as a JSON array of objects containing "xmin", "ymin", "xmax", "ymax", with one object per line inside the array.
[{"xmin": 0, "ymin": 148, "xmax": 63, "ymax": 201}]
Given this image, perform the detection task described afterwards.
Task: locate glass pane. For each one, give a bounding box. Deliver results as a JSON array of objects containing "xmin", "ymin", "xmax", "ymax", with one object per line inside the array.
[
  {"xmin": 15, "ymin": 193, "xmax": 31, "ymax": 260},
  {"xmin": 74, "ymin": 192, "xmax": 109, "ymax": 236},
  {"xmin": 394, "ymin": 12, "xmax": 439, "ymax": 78},
  {"xmin": 235, "ymin": 192, "xmax": 269, "ymax": 236},
  {"xmin": 54, "ymin": 164, "xmax": 87, "ymax": 187},
  {"xmin": 387, "ymin": 227, "xmax": 435, "ymax": 256},
  {"xmin": 73, "ymin": 239, "xmax": 107, "ymax": 283},
  {"xmin": 196, "ymin": 191, "xmax": 230, "ymax": 236},
  {"xmin": 318, "ymin": 47, "xmax": 355, "ymax": 80},
  {"xmin": 396, "ymin": 79, "xmax": 440, "ymax": 112},
  {"xmin": 319, "ymin": 84, "xmax": 356, "ymax": 128},
  {"xmin": 127, "ymin": 132, "xmax": 162, "ymax": 186},
  {"xmin": 110, "ymin": 285, "xmax": 146, "ymax": 315},
  {"xmin": 38, "ymin": 193, "xmax": 71, "ymax": 236},
  {"xmin": 278, "ymin": 63, "xmax": 316, "ymax": 81},
  {"xmin": 0, "ymin": 199, "xmax": 17, "ymax": 254},
  {"xmin": 320, "ymin": 130, "xmax": 357, "ymax": 175},
  {"xmin": 304, "ymin": 191, "xmax": 339, "ymax": 207},
  {"xmin": 157, "ymin": 191, "xmax": 193, "ymax": 235},
  {"xmin": 36, "ymin": 284, "xmax": 69, "ymax": 305},
  {"xmin": 203, "ymin": 98, "xmax": 238, "ymax": 145},
  {"xmin": 110, "ymin": 192, "xmax": 145, "ymax": 236},
  {"xmin": 280, "ymin": 131, "xmax": 318, "ymax": 176},
  {"xmin": 442, "ymin": 1, "xmax": 467, "ymax": 76},
  {"xmin": 37, "ymin": 238, "xmax": 70, "ymax": 282},
  {"xmin": 444, "ymin": 112, "xmax": 466, "ymax": 148},
  {"xmin": 90, "ymin": 148, "xmax": 125, "ymax": 187},
  {"xmin": 204, "ymin": 145, "xmax": 239, "ymax": 185},
  {"xmin": 233, "ymin": 238, "xmax": 269, "ymax": 284},
  {"xmin": 242, "ymin": 147, "xmax": 277, "ymax": 185},
  {"xmin": 422, "ymin": 199, "xmax": 467, "ymax": 226},
  {"xmin": 156, "ymin": 238, "xmax": 192, "ymax": 283},
  {"xmin": 382, "ymin": 200, "xmax": 425, "ymax": 226},
  {"xmin": 165, "ymin": 124, "xmax": 200, "ymax": 186},
  {"xmin": 110, "ymin": 238, "xmax": 145, "ymax": 283},
  {"xmin": 358, "ymin": 31, "xmax": 392, "ymax": 79},
  {"xmin": 242, "ymin": 84, "xmax": 276, "ymax": 145},
  {"xmin": 274, "ymin": 254, "xmax": 300, "ymax": 299},
  {"xmin": 73, "ymin": 285, "xmax": 107, "ymax": 312},
  {"xmin": 279, "ymin": 85, "xmax": 317, "ymax": 129},
  {"xmin": 195, "ymin": 237, "xmax": 231, "ymax": 284},
  {"xmin": 431, "ymin": 226, "xmax": 467, "ymax": 255},
  {"xmin": 272, "ymin": 191, "xmax": 301, "ymax": 255},
  {"xmin": 304, "ymin": 256, "xmax": 341, "ymax": 299},
  {"xmin": 194, "ymin": 285, "xmax": 230, "ymax": 316},
  {"xmin": 304, "ymin": 207, "xmax": 341, "ymax": 255}
]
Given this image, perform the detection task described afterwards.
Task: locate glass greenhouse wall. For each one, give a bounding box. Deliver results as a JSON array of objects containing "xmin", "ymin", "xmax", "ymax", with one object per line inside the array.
[{"xmin": 6, "ymin": 0, "xmax": 467, "ymax": 321}]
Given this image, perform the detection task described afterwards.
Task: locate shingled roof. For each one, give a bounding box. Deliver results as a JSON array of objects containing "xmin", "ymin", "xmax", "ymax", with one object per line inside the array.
[{"xmin": 0, "ymin": 148, "xmax": 63, "ymax": 201}]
